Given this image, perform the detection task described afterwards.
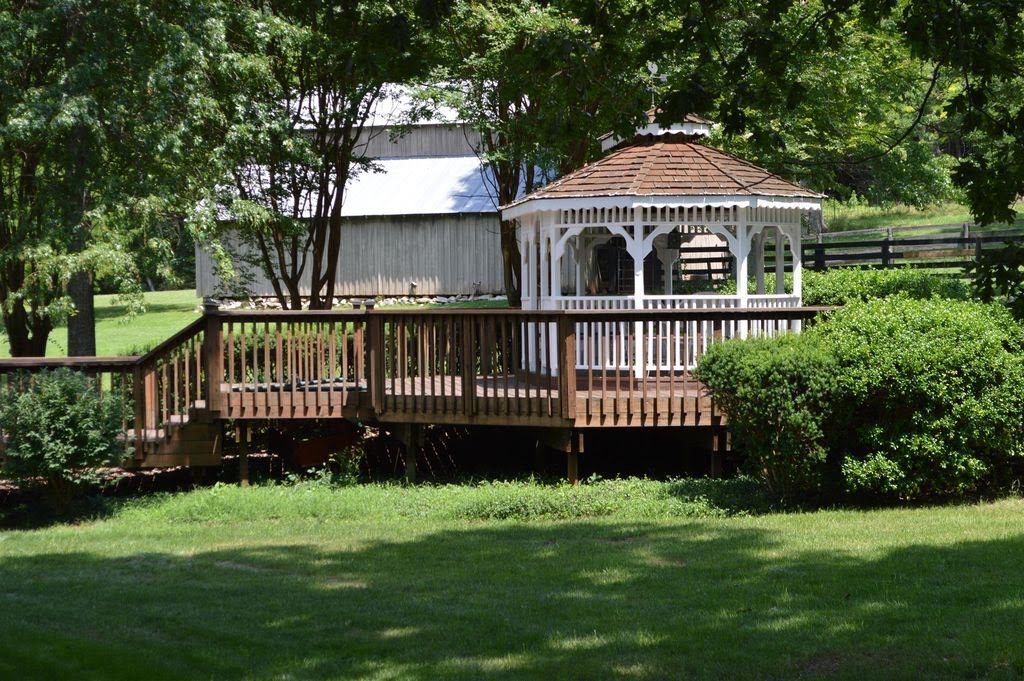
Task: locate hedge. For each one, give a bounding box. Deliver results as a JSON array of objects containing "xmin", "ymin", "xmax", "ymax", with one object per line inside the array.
[{"xmin": 696, "ymin": 297, "xmax": 1024, "ymax": 504}]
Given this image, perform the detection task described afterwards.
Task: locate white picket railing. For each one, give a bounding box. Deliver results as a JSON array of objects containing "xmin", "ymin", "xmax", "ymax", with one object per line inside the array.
[{"xmin": 552, "ymin": 294, "xmax": 802, "ymax": 371}]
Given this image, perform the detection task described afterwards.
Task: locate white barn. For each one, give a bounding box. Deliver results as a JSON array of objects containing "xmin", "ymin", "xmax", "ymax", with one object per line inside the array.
[{"xmin": 194, "ymin": 100, "xmax": 506, "ymax": 299}]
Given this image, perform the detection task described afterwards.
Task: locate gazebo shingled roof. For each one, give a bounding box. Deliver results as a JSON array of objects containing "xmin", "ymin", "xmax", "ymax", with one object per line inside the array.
[{"xmin": 504, "ymin": 135, "xmax": 824, "ymax": 209}]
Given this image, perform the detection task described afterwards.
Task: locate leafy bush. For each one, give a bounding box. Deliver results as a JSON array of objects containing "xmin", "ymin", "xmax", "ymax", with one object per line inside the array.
[
  {"xmin": 817, "ymin": 297, "xmax": 1024, "ymax": 500},
  {"xmin": 720, "ymin": 267, "xmax": 967, "ymax": 305},
  {"xmin": 698, "ymin": 297, "xmax": 1024, "ymax": 504},
  {"xmin": 801, "ymin": 268, "xmax": 968, "ymax": 306},
  {"xmin": 695, "ymin": 335, "xmax": 845, "ymax": 503},
  {"xmin": 0, "ymin": 369, "xmax": 127, "ymax": 513}
]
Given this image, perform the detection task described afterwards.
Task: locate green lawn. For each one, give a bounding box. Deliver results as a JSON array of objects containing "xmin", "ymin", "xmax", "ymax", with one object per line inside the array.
[
  {"xmin": 0, "ymin": 289, "xmax": 202, "ymax": 358},
  {"xmin": 0, "ymin": 290, "xmax": 507, "ymax": 358},
  {"xmin": 2, "ymin": 481, "xmax": 1023, "ymax": 680},
  {"xmin": 825, "ymin": 200, "xmax": 1024, "ymax": 232}
]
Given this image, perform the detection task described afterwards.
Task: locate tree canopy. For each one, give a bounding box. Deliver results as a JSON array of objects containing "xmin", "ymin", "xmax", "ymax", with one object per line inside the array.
[
  {"xmin": 0, "ymin": 0, "xmax": 220, "ymax": 355},
  {"xmin": 655, "ymin": 0, "xmax": 1023, "ymax": 223},
  {"xmin": 1, "ymin": 0, "xmax": 1020, "ymax": 350}
]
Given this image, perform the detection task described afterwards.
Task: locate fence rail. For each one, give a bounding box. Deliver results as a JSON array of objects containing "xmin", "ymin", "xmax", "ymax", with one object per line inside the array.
[
  {"xmin": 802, "ymin": 233, "xmax": 1024, "ymax": 271},
  {"xmin": 683, "ymin": 227, "xmax": 1024, "ymax": 275}
]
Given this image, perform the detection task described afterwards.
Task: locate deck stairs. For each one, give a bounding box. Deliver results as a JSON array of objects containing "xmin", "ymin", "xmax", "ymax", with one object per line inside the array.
[{"xmin": 127, "ymin": 400, "xmax": 222, "ymax": 468}]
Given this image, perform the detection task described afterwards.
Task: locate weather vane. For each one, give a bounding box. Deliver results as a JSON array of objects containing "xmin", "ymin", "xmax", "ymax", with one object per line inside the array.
[{"xmin": 647, "ymin": 62, "xmax": 667, "ymax": 109}]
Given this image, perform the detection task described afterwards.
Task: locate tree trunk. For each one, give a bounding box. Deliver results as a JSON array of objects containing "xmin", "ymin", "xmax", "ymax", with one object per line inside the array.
[
  {"xmin": 67, "ymin": 122, "xmax": 96, "ymax": 357},
  {"xmin": 500, "ymin": 219, "xmax": 522, "ymax": 308},
  {"xmin": 4, "ymin": 302, "xmax": 52, "ymax": 357},
  {"xmin": 67, "ymin": 269, "xmax": 96, "ymax": 356}
]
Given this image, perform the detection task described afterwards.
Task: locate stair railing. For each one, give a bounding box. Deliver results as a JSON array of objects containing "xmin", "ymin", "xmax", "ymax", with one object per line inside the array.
[{"xmin": 131, "ymin": 318, "xmax": 207, "ymax": 461}]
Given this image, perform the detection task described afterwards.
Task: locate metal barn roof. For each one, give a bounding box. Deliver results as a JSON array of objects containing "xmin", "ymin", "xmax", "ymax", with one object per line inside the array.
[{"xmin": 342, "ymin": 156, "xmax": 497, "ymax": 217}]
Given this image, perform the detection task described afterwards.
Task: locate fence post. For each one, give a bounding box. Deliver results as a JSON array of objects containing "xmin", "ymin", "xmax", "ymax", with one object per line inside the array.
[
  {"xmin": 881, "ymin": 236, "xmax": 892, "ymax": 269},
  {"xmin": 813, "ymin": 239, "xmax": 825, "ymax": 271},
  {"xmin": 202, "ymin": 305, "xmax": 224, "ymax": 414},
  {"xmin": 366, "ymin": 312, "xmax": 385, "ymax": 414},
  {"xmin": 557, "ymin": 314, "xmax": 577, "ymax": 419},
  {"xmin": 976, "ymin": 236, "xmax": 984, "ymax": 262}
]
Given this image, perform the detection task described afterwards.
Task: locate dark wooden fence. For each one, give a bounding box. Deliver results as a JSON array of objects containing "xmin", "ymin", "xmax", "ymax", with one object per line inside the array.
[
  {"xmin": 680, "ymin": 226, "xmax": 1024, "ymax": 275},
  {"xmin": 803, "ymin": 231, "xmax": 1024, "ymax": 271}
]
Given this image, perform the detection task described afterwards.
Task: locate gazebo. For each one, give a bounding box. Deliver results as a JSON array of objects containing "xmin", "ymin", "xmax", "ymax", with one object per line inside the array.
[{"xmin": 501, "ymin": 118, "xmax": 824, "ymax": 375}]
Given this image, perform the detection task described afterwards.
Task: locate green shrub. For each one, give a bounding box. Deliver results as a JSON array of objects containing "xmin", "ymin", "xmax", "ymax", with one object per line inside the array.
[
  {"xmin": 695, "ymin": 334, "xmax": 845, "ymax": 503},
  {"xmin": 0, "ymin": 369, "xmax": 127, "ymax": 513},
  {"xmin": 698, "ymin": 297, "xmax": 1024, "ymax": 504},
  {"xmin": 817, "ymin": 297, "xmax": 1024, "ymax": 500},
  {"xmin": 721, "ymin": 268, "xmax": 968, "ymax": 305},
  {"xmin": 801, "ymin": 268, "xmax": 969, "ymax": 306}
]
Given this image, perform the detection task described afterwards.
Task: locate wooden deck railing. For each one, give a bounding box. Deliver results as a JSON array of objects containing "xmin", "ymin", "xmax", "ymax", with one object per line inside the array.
[
  {"xmin": 208, "ymin": 311, "xmax": 367, "ymax": 419},
  {"xmin": 132, "ymin": 318, "xmax": 207, "ymax": 460},
  {"xmin": 0, "ymin": 305, "xmax": 833, "ymax": 458},
  {"xmin": 370, "ymin": 310, "xmax": 567, "ymax": 423}
]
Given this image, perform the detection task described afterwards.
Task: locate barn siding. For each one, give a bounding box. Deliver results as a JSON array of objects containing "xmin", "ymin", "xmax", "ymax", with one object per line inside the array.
[
  {"xmin": 195, "ymin": 213, "xmax": 505, "ymax": 298},
  {"xmin": 356, "ymin": 124, "xmax": 482, "ymax": 159}
]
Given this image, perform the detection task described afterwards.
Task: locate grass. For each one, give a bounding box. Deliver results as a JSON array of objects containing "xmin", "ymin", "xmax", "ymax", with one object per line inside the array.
[
  {"xmin": 2, "ymin": 480, "xmax": 1023, "ymax": 680},
  {"xmin": 0, "ymin": 290, "xmax": 507, "ymax": 358},
  {"xmin": 825, "ymin": 200, "xmax": 1024, "ymax": 233},
  {"xmin": 0, "ymin": 289, "xmax": 202, "ymax": 358}
]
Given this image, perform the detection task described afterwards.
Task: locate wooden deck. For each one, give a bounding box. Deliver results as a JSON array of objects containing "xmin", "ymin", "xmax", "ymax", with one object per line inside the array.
[{"xmin": 0, "ymin": 306, "xmax": 828, "ymax": 467}]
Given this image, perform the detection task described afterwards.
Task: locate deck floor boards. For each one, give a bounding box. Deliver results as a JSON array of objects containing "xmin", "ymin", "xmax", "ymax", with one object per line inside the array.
[{"xmin": 219, "ymin": 370, "xmax": 719, "ymax": 427}]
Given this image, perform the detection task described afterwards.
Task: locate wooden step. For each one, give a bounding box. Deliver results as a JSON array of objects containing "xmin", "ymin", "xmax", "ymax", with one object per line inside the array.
[{"xmin": 125, "ymin": 416, "xmax": 222, "ymax": 469}]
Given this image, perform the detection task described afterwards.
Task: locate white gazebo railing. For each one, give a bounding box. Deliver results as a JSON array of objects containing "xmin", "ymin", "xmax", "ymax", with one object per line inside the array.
[{"xmin": 555, "ymin": 293, "xmax": 802, "ymax": 370}]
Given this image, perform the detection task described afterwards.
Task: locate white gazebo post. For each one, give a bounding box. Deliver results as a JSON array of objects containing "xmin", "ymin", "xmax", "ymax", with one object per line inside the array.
[
  {"xmin": 539, "ymin": 219, "xmax": 550, "ymax": 310},
  {"xmin": 774, "ymin": 226, "xmax": 785, "ymax": 294},
  {"xmin": 787, "ymin": 222, "xmax": 804, "ymax": 331},
  {"xmin": 630, "ymin": 217, "xmax": 647, "ymax": 377},
  {"xmin": 734, "ymin": 216, "xmax": 749, "ymax": 338},
  {"xmin": 753, "ymin": 230, "xmax": 766, "ymax": 295},
  {"xmin": 656, "ymin": 239, "xmax": 680, "ymax": 295},
  {"xmin": 574, "ymin": 236, "xmax": 585, "ymax": 296},
  {"xmin": 521, "ymin": 223, "xmax": 533, "ymax": 304}
]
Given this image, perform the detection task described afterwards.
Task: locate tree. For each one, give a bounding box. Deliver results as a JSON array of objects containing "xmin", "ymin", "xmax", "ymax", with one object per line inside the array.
[
  {"xmin": 421, "ymin": 0, "xmax": 653, "ymax": 307},
  {"xmin": 654, "ymin": 0, "xmax": 1024, "ymax": 224},
  {"xmin": 700, "ymin": 6, "xmax": 958, "ymax": 208},
  {"xmin": 202, "ymin": 1, "xmax": 442, "ymax": 311},
  {"xmin": 0, "ymin": 1, "xmax": 222, "ymax": 356}
]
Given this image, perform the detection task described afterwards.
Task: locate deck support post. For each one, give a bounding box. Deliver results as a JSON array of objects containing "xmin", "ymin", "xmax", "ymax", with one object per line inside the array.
[
  {"xmin": 391, "ymin": 423, "xmax": 423, "ymax": 484},
  {"xmin": 568, "ymin": 430, "xmax": 583, "ymax": 485},
  {"xmin": 237, "ymin": 422, "xmax": 250, "ymax": 487},
  {"xmin": 557, "ymin": 315, "xmax": 576, "ymax": 418},
  {"xmin": 367, "ymin": 314, "xmax": 386, "ymax": 414},
  {"xmin": 203, "ymin": 307, "xmax": 224, "ymax": 414},
  {"xmin": 710, "ymin": 426, "xmax": 727, "ymax": 478}
]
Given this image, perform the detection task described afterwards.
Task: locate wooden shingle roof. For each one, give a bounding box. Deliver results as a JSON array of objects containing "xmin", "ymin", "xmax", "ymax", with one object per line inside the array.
[{"xmin": 504, "ymin": 136, "xmax": 824, "ymax": 210}]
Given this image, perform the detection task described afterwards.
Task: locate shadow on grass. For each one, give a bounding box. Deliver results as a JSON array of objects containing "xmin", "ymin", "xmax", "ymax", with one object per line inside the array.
[{"xmin": 2, "ymin": 520, "xmax": 1023, "ymax": 680}]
